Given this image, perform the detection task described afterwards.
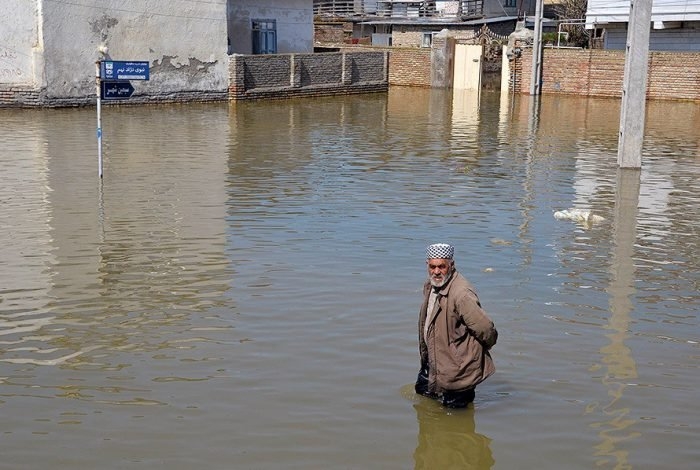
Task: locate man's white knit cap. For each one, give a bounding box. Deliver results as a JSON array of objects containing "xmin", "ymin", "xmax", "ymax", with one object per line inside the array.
[{"xmin": 426, "ymin": 243, "xmax": 454, "ymax": 259}]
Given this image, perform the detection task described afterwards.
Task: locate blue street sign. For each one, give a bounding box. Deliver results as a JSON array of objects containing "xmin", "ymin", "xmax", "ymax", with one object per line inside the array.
[
  {"xmin": 101, "ymin": 80, "xmax": 135, "ymax": 100},
  {"xmin": 101, "ymin": 61, "xmax": 150, "ymax": 80}
]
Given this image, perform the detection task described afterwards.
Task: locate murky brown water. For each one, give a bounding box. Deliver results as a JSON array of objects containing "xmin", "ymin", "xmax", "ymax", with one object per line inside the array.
[{"xmin": 1, "ymin": 89, "xmax": 698, "ymax": 469}]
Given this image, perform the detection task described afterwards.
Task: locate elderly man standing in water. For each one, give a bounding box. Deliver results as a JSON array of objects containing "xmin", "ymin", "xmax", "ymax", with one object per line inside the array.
[{"xmin": 415, "ymin": 243, "xmax": 498, "ymax": 408}]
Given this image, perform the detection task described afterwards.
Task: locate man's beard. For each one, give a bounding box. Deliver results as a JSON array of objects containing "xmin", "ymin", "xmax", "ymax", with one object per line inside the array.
[{"xmin": 429, "ymin": 268, "xmax": 453, "ymax": 288}]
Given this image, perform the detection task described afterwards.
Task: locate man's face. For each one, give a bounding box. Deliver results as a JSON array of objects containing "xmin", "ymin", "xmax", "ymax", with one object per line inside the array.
[{"xmin": 427, "ymin": 258, "xmax": 453, "ymax": 288}]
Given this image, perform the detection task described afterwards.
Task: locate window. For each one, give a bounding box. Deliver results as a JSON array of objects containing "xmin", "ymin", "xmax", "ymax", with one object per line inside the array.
[
  {"xmin": 503, "ymin": 0, "xmax": 517, "ymax": 7},
  {"xmin": 252, "ymin": 19, "xmax": 277, "ymax": 54},
  {"xmin": 422, "ymin": 32, "xmax": 433, "ymax": 48}
]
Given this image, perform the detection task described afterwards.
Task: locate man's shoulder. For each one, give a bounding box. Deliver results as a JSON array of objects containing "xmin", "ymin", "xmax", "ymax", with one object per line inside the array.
[
  {"xmin": 448, "ymin": 272, "xmax": 478, "ymax": 296},
  {"xmin": 451, "ymin": 271, "xmax": 473, "ymax": 287}
]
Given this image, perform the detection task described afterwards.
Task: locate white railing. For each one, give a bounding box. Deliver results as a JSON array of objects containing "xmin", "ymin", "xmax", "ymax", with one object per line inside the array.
[{"xmin": 313, "ymin": 0, "xmax": 484, "ymax": 19}]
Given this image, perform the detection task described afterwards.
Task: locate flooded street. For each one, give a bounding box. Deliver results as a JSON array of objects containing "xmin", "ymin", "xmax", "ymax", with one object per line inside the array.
[{"xmin": 1, "ymin": 88, "xmax": 698, "ymax": 469}]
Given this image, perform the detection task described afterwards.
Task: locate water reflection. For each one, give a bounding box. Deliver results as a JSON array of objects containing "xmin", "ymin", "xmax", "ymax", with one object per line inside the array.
[
  {"xmin": 591, "ymin": 169, "xmax": 642, "ymax": 468},
  {"xmin": 0, "ymin": 90, "xmax": 698, "ymax": 469},
  {"xmin": 413, "ymin": 399, "xmax": 493, "ymax": 470},
  {"xmin": 1, "ymin": 105, "xmax": 237, "ymax": 393},
  {"xmin": 0, "ymin": 110, "xmax": 55, "ymax": 362},
  {"xmin": 450, "ymin": 89, "xmax": 482, "ymax": 171}
]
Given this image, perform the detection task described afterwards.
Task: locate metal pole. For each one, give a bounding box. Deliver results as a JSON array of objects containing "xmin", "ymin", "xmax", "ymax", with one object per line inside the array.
[
  {"xmin": 96, "ymin": 61, "xmax": 103, "ymax": 178},
  {"xmin": 529, "ymin": 0, "xmax": 544, "ymax": 95},
  {"xmin": 618, "ymin": 0, "xmax": 652, "ymax": 168}
]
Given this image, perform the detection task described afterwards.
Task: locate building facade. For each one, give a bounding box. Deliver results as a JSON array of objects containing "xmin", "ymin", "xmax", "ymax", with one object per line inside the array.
[
  {"xmin": 0, "ymin": 0, "xmax": 314, "ymax": 107},
  {"xmin": 586, "ymin": 0, "xmax": 700, "ymax": 51},
  {"xmin": 313, "ymin": 0, "xmax": 534, "ymax": 47},
  {"xmin": 228, "ymin": 0, "xmax": 314, "ymax": 55}
]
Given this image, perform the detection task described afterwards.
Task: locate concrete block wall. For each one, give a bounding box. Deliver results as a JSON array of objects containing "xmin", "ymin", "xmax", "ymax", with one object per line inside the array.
[
  {"xmin": 346, "ymin": 51, "xmax": 387, "ymax": 82},
  {"xmin": 242, "ymin": 55, "xmax": 293, "ymax": 89},
  {"xmin": 298, "ymin": 54, "xmax": 343, "ymax": 86},
  {"xmin": 229, "ymin": 51, "xmax": 388, "ymax": 100}
]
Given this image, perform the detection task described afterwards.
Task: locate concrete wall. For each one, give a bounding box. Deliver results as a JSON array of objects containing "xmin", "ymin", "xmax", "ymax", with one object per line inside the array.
[
  {"xmin": 1, "ymin": 0, "xmax": 230, "ymax": 107},
  {"xmin": 229, "ymin": 51, "xmax": 388, "ymax": 100},
  {"xmin": 228, "ymin": 0, "xmax": 313, "ymax": 54},
  {"xmin": 42, "ymin": 0, "xmax": 229, "ymax": 103},
  {"xmin": 0, "ymin": 1, "xmax": 43, "ymax": 105},
  {"xmin": 0, "ymin": 1, "xmax": 40, "ymax": 86}
]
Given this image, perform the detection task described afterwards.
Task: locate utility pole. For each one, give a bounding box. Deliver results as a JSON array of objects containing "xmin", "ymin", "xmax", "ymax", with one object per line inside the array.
[
  {"xmin": 618, "ymin": 0, "xmax": 653, "ymax": 168},
  {"xmin": 530, "ymin": 0, "xmax": 544, "ymax": 95}
]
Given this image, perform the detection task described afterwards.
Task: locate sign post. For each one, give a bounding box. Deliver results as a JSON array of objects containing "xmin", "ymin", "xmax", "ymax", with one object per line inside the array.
[
  {"xmin": 96, "ymin": 61, "xmax": 103, "ymax": 178},
  {"xmin": 96, "ymin": 60, "xmax": 150, "ymax": 178}
]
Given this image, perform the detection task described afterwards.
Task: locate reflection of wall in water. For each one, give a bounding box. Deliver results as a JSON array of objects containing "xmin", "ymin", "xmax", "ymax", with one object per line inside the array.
[
  {"xmin": 24, "ymin": 107, "xmax": 233, "ymax": 367},
  {"xmin": 0, "ymin": 111, "xmax": 55, "ymax": 360},
  {"xmin": 450, "ymin": 89, "xmax": 481, "ymax": 160}
]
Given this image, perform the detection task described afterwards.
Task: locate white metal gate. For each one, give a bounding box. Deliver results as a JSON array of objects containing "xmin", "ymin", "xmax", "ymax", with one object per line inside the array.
[{"xmin": 453, "ymin": 43, "xmax": 482, "ymax": 91}]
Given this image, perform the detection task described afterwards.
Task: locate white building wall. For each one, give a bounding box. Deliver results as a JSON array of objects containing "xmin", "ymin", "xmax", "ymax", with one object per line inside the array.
[
  {"xmin": 586, "ymin": 0, "xmax": 700, "ymax": 51},
  {"xmin": 1, "ymin": 0, "xmax": 229, "ymax": 102},
  {"xmin": 228, "ymin": 0, "xmax": 313, "ymax": 54},
  {"xmin": 587, "ymin": 0, "xmax": 700, "ymax": 26},
  {"xmin": 41, "ymin": 0, "xmax": 229, "ymax": 100},
  {"xmin": 604, "ymin": 27, "xmax": 700, "ymax": 51},
  {"xmin": 1, "ymin": 1, "xmax": 42, "ymax": 86}
]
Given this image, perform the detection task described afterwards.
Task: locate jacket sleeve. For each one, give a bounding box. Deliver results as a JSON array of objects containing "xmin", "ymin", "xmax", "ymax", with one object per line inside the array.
[{"xmin": 456, "ymin": 289, "xmax": 498, "ymax": 349}]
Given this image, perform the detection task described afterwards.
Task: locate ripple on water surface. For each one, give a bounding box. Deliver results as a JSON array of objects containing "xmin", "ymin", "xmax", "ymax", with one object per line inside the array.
[{"xmin": 0, "ymin": 94, "xmax": 698, "ymax": 469}]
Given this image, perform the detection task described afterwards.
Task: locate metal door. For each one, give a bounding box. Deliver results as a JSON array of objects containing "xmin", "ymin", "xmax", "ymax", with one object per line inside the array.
[{"xmin": 453, "ymin": 44, "xmax": 482, "ymax": 91}]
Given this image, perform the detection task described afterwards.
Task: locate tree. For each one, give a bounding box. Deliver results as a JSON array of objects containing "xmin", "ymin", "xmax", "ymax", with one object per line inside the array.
[{"xmin": 554, "ymin": 0, "xmax": 590, "ymax": 48}]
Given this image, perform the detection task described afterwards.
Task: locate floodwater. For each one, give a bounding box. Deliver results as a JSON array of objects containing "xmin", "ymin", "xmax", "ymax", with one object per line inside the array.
[{"xmin": 0, "ymin": 88, "xmax": 698, "ymax": 469}]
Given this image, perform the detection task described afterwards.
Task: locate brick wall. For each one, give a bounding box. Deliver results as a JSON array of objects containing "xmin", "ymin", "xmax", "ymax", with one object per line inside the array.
[
  {"xmin": 0, "ymin": 86, "xmax": 43, "ymax": 107},
  {"xmin": 339, "ymin": 45, "xmax": 432, "ymax": 87},
  {"xmin": 514, "ymin": 48, "xmax": 700, "ymax": 101},
  {"xmin": 648, "ymin": 52, "xmax": 700, "ymax": 101},
  {"xmin": 7, "ymin": 46, "xmax": 696, "ymax": 106},
  {"xmin": 314, "ymin": 22, "xmax": 349, "ymax": 45},
  {"xmin": 393, "ymin": 31, "xmax": 425, "ymax": 47},
  {"xmin": 229, "ymin": 51, "xmax": 388, "ymax": 100},
  {"xmin": 0, "ymin": 84, "xmax": 227, "ymax": 108},
  {"xmin": 387, "ymin": 47, "xmax": 432, "ymax": 87}
]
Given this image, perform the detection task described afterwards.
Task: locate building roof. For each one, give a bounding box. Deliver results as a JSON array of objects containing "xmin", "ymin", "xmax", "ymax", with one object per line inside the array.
[
  {"xmin": 358, "ymin": 15, "xmax": 556, "ymax": 28},
  {"xmin": 359, "ymin": 15, "xmax": 519, "ymax": 26}
]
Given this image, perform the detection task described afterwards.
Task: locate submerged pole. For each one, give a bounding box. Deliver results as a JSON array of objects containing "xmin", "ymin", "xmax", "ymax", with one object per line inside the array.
[
  {"xmin": 617, "ymin": 0, "xmax": 652, "ymax": 168},
  {"xmin": 529, "ymin": 0, "xmax": 544, "ymax": 95}
]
